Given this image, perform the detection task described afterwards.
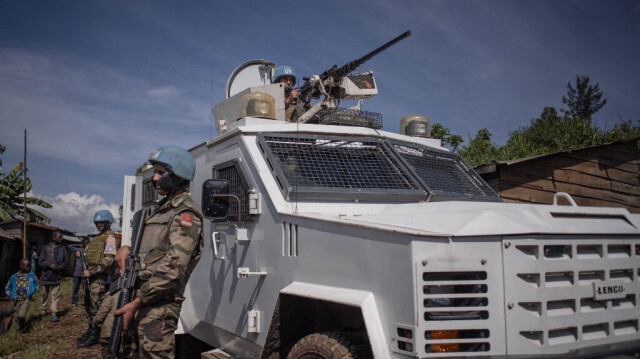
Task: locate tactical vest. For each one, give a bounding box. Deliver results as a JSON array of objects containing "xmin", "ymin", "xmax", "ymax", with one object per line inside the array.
[
  {"xmin": 139, "ymin": 193, "xmax": 204, "ymax": 278},
  {"xmin": 86, "ymin": 229, "xmax": 115, "ymax": 266}
]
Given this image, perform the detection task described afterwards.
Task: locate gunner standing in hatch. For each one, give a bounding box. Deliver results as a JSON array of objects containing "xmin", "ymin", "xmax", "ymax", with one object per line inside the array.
[{"xmin": 272, "ymin": 65, "xmax": 301, "ymax": 121}]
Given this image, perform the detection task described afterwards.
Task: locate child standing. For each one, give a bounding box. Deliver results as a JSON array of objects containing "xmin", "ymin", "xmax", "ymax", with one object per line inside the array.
[{"xmin": 4, "ymin": 259, "xmax": 39, "ymax": 331}]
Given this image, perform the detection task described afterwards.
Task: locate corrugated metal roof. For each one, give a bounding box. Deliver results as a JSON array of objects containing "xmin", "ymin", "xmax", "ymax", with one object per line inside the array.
[
  {"xmin": 0, "ymin": 219, "xmax": 78, "ymax": 235},
  {"xmin": 474, "ymin": 137, "xmax": 640, "ymax": 173},
  {"xmin": 0, "ymin": 227, "xmax": 19, "ymax": 240}
]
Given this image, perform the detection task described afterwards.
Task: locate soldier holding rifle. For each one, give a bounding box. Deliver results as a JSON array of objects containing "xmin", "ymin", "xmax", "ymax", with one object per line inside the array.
[
  {"xmin": 113, "ymin": 146, "xmax": 204, "ymax": 359},
  {"xmin": 76, "ymin": 210, "xmax": 119, "ymax": 346}
]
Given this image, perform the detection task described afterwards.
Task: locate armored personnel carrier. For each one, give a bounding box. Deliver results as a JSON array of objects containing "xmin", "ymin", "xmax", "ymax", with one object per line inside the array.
[{"xmin": 121, "ymin": 33, "xmax": 640, "ymax": 358}]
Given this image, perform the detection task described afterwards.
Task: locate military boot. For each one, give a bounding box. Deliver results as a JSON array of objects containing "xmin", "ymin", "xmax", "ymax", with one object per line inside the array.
[
  {"xmin": 78, "ymin": 325, "xmax": 100, "ymax": 347},
  {"xmin": 76, "ymin": 323, "xmax": 93, "ymax": 343}
]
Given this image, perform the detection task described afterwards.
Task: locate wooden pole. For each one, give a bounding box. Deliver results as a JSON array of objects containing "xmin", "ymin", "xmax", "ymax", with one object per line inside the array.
[{"xmin": 22, "ymin": 129, "xmax": 27, "ymax": 259}]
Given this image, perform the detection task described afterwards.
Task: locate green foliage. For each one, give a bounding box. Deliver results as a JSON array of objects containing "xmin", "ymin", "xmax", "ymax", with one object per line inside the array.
[
  {"xmin": 503, "ymin": 107, "xmax": 601, "ymax": 159},
  {"xmin": 0, "ymin": 161, "xmax": 53, "ymax": 224},
  {"xmin": 431, "ymin": 122, "xmax": 463, "ymax": 151},
  {"xmin": 458, "ymin": 128, "xmax": 500, "ymax": 166},
  {"xmin": 600, "ymin": 119, "xmax": 640, "ymax": 143},
  {"xmin": 0, "ymin": 280, "xmax": 74, "ymax": 357},
  {"xmin": 561, "ymin": 75, "xmax": 607, "ymax": 121},
  {"xmin": 453, "ymin": 75, "xmax": 640, "ymax": 167}
]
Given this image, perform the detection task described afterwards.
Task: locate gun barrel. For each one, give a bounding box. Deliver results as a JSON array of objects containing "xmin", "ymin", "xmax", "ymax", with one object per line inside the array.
[
  {"xmin": 107, "ymin": 286, "xmax": 131, "ymax": 356},
  {"xmin": 299, "ymin": 30, "xmax": 411, "ymax": 102},
  {"xmin": 335, "ymin": 30, "xmax": 412, "ymax": 78},
  {"xmin": 107, "ymin": 207, "xmax": 148, "ymax": 358}
]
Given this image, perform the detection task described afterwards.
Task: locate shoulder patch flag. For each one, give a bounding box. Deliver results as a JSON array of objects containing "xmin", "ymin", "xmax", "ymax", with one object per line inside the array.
[{"xmin": 181, "ymin": 213, "xmax": 193, "ymax": 227}]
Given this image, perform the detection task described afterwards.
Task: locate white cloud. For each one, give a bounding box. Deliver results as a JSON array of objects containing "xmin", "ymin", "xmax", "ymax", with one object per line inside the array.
[
  {"xmin": 148, "ymin": 85, "xmax": 184, "ymax": 98},
  {"xmin": 38, "ymin": 192, "xmax": 121, "ymax": 235}
]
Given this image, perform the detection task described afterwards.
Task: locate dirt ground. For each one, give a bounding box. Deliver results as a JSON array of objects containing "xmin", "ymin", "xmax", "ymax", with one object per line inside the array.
[{"xmin": 0, "ymin": 278, "xmax": 101, "ymax": 359}]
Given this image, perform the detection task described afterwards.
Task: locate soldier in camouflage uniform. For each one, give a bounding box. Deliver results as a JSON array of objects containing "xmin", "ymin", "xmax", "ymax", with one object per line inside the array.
[
  {"xmin": 77, "ymin": 210, "xmax": 119, "ymax": 347},
  {"xmin": 89, "ymin": 270, "xmax": 134, "ymax": 358},
  {"xmin": 115, "ymin": 146, "xmax": 203, "ymax": 359}
]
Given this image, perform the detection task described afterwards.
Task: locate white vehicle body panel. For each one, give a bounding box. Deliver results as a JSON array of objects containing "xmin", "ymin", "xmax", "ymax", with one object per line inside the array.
[{"xmin": 124, "ymin": 113, "xmax": 640, "ymax": 358}]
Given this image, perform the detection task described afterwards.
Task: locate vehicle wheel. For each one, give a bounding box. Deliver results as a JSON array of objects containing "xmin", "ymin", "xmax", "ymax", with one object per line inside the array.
[{"xmin": 286, "ymin": 331, "xmax": 370, "ymax": 359}]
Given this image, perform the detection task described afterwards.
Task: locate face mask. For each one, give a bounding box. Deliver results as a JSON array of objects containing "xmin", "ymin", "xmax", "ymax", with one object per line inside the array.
[{"xmin": 157, "ymin": 172, "xmax": 183, "ymax": 192}]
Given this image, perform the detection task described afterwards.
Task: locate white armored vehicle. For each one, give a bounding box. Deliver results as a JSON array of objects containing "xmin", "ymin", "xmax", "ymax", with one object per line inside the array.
[{"xmin": 122, "ymin": 33, "xmax": 640, "ymax": 358}]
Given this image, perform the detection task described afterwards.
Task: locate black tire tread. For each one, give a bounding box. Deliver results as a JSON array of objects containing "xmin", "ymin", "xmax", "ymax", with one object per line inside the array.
[{"xmin": 286, "ymin": 331, "xmax": 371, "ymax": 359}]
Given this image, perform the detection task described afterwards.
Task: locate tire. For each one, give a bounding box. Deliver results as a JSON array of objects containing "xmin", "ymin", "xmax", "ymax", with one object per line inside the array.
[{"xmin": 286, "ymin": 331, "xmax": 371, "ymax": 359}]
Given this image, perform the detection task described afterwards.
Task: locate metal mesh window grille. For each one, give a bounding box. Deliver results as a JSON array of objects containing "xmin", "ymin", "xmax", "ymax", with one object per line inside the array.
[
  {"xmin": 214, "ymin": 164, "xmax": 249, "ymax": 221},
  {"xmin": 262, "ymin": 135, "xmax": 418, "ymax": 190},
  {"xmin": 393, "ymin": 143, "xmax": 499, "ymax": 200},
  {"xmin": 142, "ymin": 177, "xmax": 158, "ymax": 206}
]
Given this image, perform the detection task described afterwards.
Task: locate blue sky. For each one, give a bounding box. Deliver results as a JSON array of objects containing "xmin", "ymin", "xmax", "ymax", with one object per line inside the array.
[{"xmin": 1, "ymin": 0, "xmax": 639, "ymax": 233}]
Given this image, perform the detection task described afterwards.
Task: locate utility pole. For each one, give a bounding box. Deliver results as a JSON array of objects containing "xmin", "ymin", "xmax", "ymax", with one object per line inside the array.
[{"xmin": 22, "ymin": 129, "xmax": 27, "ymax": 259}]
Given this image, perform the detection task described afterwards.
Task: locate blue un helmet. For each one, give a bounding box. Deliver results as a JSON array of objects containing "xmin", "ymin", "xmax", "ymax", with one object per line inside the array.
[
  {"xmin": 149, "ymin": 146, "xmax": 195, "ymax": 181},
  {"xmin": 272, "ymin": 65, "xmax": 296, "ymax": 85},
  {"xmin": 94, "ymin": 210, "xmax": 114, "ymax": 224}
]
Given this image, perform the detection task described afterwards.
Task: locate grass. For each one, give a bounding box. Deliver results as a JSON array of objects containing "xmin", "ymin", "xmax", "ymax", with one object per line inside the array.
[{"xmin": 0, "ymin": 278, "xmax": 99, "ymax": 359}]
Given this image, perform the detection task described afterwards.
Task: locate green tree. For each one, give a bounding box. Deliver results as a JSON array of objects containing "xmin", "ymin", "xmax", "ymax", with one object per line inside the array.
[
  {"xmin": 424, "ymin": 76, "xmax": 636, "ymax": 168},
  {"xmin": 600, "ymin": 119, "xmax": 640, "ymax": 143},
  {"xmin": 431, "ymin": 123, "xmax": 463, "ymax": 151},
  {"xmin": 503, "ymin": 106, "xmax": 601, "ymax": 158},
  {"xmin": 0, "ymin": 146, "xmax": 53, "ymax": 223},
  {"xmin": 458, "ymin": 128, "xmax": 500, "ymax": 167},
  {"xmin": 561, "ymin": 75, "xmax": 607, "ymax": 122}
]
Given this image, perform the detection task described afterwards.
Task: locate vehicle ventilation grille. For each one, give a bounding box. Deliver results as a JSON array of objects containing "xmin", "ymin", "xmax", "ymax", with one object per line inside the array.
[
  {"xmin": 504, "ymin": 239, "xmax": 640, "ymax": 354},
  {"xmin": 214, "ymin": 163, "xmax": 249, "ymax": 221},
  {"xmin": 420, "ymin": 271, "xmax": 491, "ymax": 354},
  {"xmin": 282, "ymin": 222, "xmax": 298, "ymax": 257},
  {"xmin": 392, "ymin": 142, "xmax": 499, "ymax": 201}
]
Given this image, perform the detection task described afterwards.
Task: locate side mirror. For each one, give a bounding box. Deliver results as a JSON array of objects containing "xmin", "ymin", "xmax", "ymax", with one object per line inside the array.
[{"xmin": 202, "ymin": 180, "xmax": 230, "ymax": 219}]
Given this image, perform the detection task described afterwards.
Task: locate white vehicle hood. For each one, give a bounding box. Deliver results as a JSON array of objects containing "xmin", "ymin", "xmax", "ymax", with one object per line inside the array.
[{"xmin": 294, "ymin": 201, "xmax": 640, "ymax": 238}]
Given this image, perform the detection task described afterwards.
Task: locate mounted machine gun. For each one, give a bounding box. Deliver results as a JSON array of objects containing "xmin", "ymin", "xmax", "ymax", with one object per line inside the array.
[{"xmin": 297, "ymin": 30, "xmax": 411, "ymax": 124}]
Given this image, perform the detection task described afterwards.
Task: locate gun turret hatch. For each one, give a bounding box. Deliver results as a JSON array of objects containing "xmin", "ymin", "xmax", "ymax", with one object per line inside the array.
[{"xmin": 225, "ymin": 59, "xmax": 275, "ymax": 99}]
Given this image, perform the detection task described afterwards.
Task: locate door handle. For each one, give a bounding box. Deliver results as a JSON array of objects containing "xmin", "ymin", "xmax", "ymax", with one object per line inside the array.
[{"xmin": 212, "ymin": 232, "xmax": 224, "ymax": 260}]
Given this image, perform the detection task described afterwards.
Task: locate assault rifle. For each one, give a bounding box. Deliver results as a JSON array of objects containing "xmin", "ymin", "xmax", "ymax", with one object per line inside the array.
[
  {"xmin": 78, "ymin": 248, "xmax": 91, "ymax": 314},
  {"xmin": 296, "ymin": 30, "xmax": 411, "ymax": 122},
  {"xmin": 107, "ymin": 207, "xmax": 148, "ymax": 359}
]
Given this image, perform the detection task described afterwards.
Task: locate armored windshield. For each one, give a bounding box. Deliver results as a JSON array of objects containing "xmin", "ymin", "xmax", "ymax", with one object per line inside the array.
[{"xmin": 257, "ymin": 133, "xmax": 499, "ymax": 202}]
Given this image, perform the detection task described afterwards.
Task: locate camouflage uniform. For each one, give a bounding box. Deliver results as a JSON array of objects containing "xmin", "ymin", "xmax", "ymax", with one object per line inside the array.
[
  {"xmin": 93, "ymin": 290, "xmax": 116, "ymax": 343},
  {"xmin": 285, "ymin": 101, "xmax": 296, "ymax": 122},
  {"xmin": 85, "ymin": 229, "xmax": 118, "ymax": 320},
  {"xmin": 285, "ymin": 99, "xmax": 305, "ymax": 122},
  {"xmin": 92, "ymin": 289, "xmax": 134, "ymax": 358},
  {"xmin": 134, "ymin": 192, "xmax": 204, "ymax": 358}
]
